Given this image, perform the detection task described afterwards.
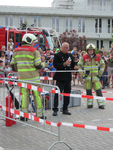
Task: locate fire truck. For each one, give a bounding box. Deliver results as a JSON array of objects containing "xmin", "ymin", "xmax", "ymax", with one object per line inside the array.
[{"xmin": 0, "ymin": 26, "xmax": 60, "ymax": 51}]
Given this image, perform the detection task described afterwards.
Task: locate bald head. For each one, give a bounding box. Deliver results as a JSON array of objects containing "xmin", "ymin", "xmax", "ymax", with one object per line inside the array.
[{"xmin": 61, "ymin": 42, "xmax": 69, "ymax": 54}]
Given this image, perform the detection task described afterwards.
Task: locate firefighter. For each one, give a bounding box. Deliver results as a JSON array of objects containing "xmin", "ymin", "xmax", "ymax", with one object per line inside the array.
[
  {"xmin": 78, "ymin": 43, "xmax": 105, "ymax": 109},
  {"xmin": 11, "ymin": 33, "xmax": 47, "ymax": 121}
]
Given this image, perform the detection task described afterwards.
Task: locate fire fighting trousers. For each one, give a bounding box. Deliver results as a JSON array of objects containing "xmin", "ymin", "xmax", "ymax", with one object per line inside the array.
[
  {"xmin": 84, "ymin": 82, "xmax": 105, "ymax": 107},
  {"xmin": 21, "ymin": 88, "xmax": 44, "ymax": 117}
]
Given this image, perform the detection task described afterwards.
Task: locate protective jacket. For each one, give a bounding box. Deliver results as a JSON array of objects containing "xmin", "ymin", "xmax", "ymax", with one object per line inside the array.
[
  {"xmin": 78, "ymin": 54, "xmax": 105, "ymax": 83},
  {"xmin": 11, "ymin": 44, "xmax": 46, "ymax": 117},
  {"xmin": 11, "ymin": 45, "xmax": 46, "ymax": 82}
]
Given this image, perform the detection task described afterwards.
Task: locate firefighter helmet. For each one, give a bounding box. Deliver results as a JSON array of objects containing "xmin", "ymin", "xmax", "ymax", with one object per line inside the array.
[
  {"xmin": 86, "ymin": 43, "xmax": 96, "ymax": 54},
  {"xmin": 22, "ymin": 33, "xmax": 37, "ymax": 44}
]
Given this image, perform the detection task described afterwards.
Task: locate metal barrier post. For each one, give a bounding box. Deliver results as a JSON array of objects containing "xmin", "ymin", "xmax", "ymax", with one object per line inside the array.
[{"xmin": 48, "ymin": 89, "xmax": 73, "ymax": 150}]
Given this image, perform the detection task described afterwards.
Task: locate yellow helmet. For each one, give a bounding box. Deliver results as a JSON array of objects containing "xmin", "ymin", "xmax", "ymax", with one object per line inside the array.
[
  {"xmin": 86, "ymin": 43, "xmax": 96, "ymax": 50},
  {"xmin": 86, "ymin": 43, "xmax": 96, "ymax": 54},
  {"xmin": 22, "ymin": 33, "xmax": 37, "ymax": 45}
]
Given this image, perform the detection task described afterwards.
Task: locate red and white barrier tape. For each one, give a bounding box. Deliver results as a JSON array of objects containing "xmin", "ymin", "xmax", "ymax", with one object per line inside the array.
[
  {"xmin": 0, "ymin": 80, "xmax": 113, "ymax": 101},
  {"xmin": 7, "ymin": 76, "xmax": 53, "ymax": 81},
  {"xmin": 0, "ymin": 104, "xmax": 113, "ymax": 132}
]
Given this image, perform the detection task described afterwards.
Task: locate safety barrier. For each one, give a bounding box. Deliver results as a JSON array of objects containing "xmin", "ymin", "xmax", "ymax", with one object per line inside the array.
[
  {"xmin": 0, "ymin": 76, "xmax": 113, "ymax": 149},
  {"xmin": 0, "ymin": 78, "xmax": 72, "ymax": 150}
]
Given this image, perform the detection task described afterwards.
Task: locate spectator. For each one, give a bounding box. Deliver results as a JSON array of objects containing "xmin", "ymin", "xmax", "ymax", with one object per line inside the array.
[
  {"xmin": 99, "ymin": 51, "xmax": 105, "ymax": 88},
  {"xmin": 101, "ymin": 46, "xmax": 105, "ymax": 52},
  {"xmin": 8, "ymin": 38, "xmax": 14, "ymax": 50},
  {"xmin": 44, "ymin": 48, "xmax": 53, "ymax": 60},
  {"xmin": 48, "ymin": 56, "xmax": 56, "ymax": 85},
  {"xmin": 0, "ymin": 51, "xmax": 6, "ymax": 67},
  {"xmin": 78, "ymin": 49, "xmax": 82, "ymax": 59},
  {"xmin": 72, "ymin": 51, "xmax": 79, "ymax": 86},
  {"xmin": 5, "ymin": 48, "xmax": 12, "ymax": 65},
  {"xmin": 103, "ymin": 50, "xmax": 108, "ymax": 61},
  {"xmin": 4, "ymin": 62, "xmax": 12, "ymax": 77},
  {"xmin": 52, "ymin": 47, "xmax": 56, "ymax": 54},
  {"xmin": 42, "ymin": 59, "xmax": 50, "ymax": 84},
  {"xmin": 107, "ymin": 49, "xmax": 113, "ymax": 88},
  {"xmin": 56, "ymin": 48, "xmax": 60, "ymax": 53},
  {"xmin": 109, "ymin": 43, "xmax": 113, "ymax": 53},
  {"xmin": 52, "ymin": 42, "xmax": 77, "ymax": 116},
  {"xmin": 71, "ymin": 47, "xmax": 77, "ymax": 55},
  {"xmin": 81, "ymin": 51, "xmax": 87, "ymax": 56},
  {"xmin": 0, "ymin": 60, "xmax": 5, "ymax": 87},
  {"xmin": 1, "ymin": 45, "xmax": 6, "ymax": 52}
]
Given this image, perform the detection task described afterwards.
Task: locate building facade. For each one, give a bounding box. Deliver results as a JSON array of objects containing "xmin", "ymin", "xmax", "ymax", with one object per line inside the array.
[{"xmin": 0, "ymin": 0, "xmax": 113, "ymax": 50}]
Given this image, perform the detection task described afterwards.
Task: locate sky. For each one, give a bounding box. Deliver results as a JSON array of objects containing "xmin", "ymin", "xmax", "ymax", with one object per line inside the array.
[{"xmin": 0, "ymin": 0, "xmax": 53, "ymax": 7}]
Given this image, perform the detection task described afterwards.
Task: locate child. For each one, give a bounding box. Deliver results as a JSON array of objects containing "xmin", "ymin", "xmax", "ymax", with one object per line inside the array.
[
  {"xmin": 48, "ymin": 56, "xmax": 56, "ymax": 85},
  {"xmin": 4, "ymin": 62, "xmax": 12, "ymax": 77},
  {"xmin": 0, "ymin": 60, "xmax": 5, "ymax": 87}
]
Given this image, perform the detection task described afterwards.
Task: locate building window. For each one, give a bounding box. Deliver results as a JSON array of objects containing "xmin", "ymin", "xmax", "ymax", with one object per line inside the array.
[
  {"xmin": 108, "ymin": 19, "xmax": 110, "ymax": 33},
  {"xmin": 38, "ymin": 16, "xmax": 41, "ymax": 27},
  {"xmin": 91, "ymin": 0, "xmax": 94, "ymax": 10},
  {"xmin": 70, "ymin": 18, "xmax": 72, "ymax": 31},
  {"xmin": 56, "ymin": 17, "xmax": 59, "ymax": 32},
  {"xmin": 87, "ymin": 0, "xmax": 90, "ymax": 5},
  {"xmin": 78, "ymin": 18, "xmax": 81, "ymax": 32},
  {"xmin": 99, "ymin": 18, "xmax": 102, "ymax": 33},
  {"xmin": 103, "ymin": 0, "xmax": 106, "ymax": 10},
  {"xmin": 10, "ymin": 15, "xmax": 13, "ymax": 26},
  {"xmin": 20, "ymin": 16, "xmax": 23, "ymax": 25},
  {"xmin": 66, "ymin": 17, "xmax": 68, "ymax": 31},
  {"xmin": 82, "ymin": 18, "xmax": 85, "ymax": 33},
  {"xmin": 97, "ymin": 40, "xmax": 99, "ymax": 49},
  {"xmin": 34, "ymin": 16, "xmax": 37, "ymax": 27},
  {"xmin": 95, "ymin": 19, "xmax": 98, "ymax": 33},
  {"xmin": 52, "ymin": 17, "xmax": 55, "ymax": 29},
  {"xmin": 101, "ymin": 40, "xmax": 103, "ymax": 49},
  {"xmin": 112, "ymin": 19, "xmax": 113, "ymax": 33},
  {"xmin": 111, "ymin": 0, "xmax": 113, "ymax": 11},
  {"xmin": 100, "ymin": 0, "xmax": 102, "ymax": 10},
  {"xmin": 5, "ymin": 15, "xmax": 8, "ymax": 27}
]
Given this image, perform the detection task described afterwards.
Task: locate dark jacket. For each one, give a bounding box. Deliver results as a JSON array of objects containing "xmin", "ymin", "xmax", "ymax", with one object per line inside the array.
[{"xmin": 53, "ymin": 51, "xmax": 76, "ymax": 81}]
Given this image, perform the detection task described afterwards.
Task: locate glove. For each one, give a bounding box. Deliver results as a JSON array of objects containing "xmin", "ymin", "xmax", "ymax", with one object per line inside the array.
[
  {"xmin": 86, "ymin": 70, "xmax": 90, "ymax": 75},
  {"xmin": 97, "ymin": 75, "xmax": 101, "ymax": 79}
]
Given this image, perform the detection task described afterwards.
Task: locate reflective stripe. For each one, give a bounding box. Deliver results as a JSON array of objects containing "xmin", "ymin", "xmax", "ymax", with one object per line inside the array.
[
  {"xmin": 17, "ymin": 62, "xmax": 34, "ymax": 65},
  {"xmin": 100, "ymin": 60, "xmax": 104, "ymax": 65},
  {"xmin": 17, "ymin": 60, "xmax": 34, "ymax": 63},
  {"xmin": 90, "ymin": 70, "xmax": 98, "ymax": 73},
  {"xmin": 87, "ymin": 99, "xmax": 93, "ymax": 102},
  {"xmin": 11, "ymin": 58, "xmax": 16, "ymax": 64},
  {"xmin": 18, "ymin": 68, "xmax": 36, "ymax": 72},
  {"xmin": 100, "ymin": 68, "xmax": 104, "ymax": 71},
  {"xmin": 93, "ymin": 78, "xmax": 99, "ymax": 80},
  {"xmin": 78, "ymin": 61, "xmax": 83, "ymax": 65},
  {"xmin": 15, "ymin": 55, "xmax": 34, "ymax": 59},
  {"xmin": 34, "ymin": 58, "xmax": 41, "ymax": 64},
  {"xmin": 98, "ymin": 100, "xmax": 104, "ymax": 103},
  {"xmin": 20, "ymin": 77, "xmax": 40, "ymax": 82},
  {"xmin": 87, "ymin": 103, "xmax": 93, "ymax": 105}
]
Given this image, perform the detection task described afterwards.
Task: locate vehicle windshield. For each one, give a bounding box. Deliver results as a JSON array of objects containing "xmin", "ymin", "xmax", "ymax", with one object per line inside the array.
[{"xmin": 46, "ymin": 36, "xmax": 54, "ymax": 50}]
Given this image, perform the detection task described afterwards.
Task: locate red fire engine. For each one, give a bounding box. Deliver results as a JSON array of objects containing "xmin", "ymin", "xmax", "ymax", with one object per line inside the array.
[{"xmin": 0, "ymin": 26, "xmax": 59, "ymax": 51}]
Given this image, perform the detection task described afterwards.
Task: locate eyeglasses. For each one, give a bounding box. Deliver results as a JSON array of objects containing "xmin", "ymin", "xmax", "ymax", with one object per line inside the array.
[
  {"xmin": 62, "ymin": 46, "xmax": 69, "ymax": 50},
  {"xmin": 74, "ymin": 54, "xmax": 77, "ymax": 55}
]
